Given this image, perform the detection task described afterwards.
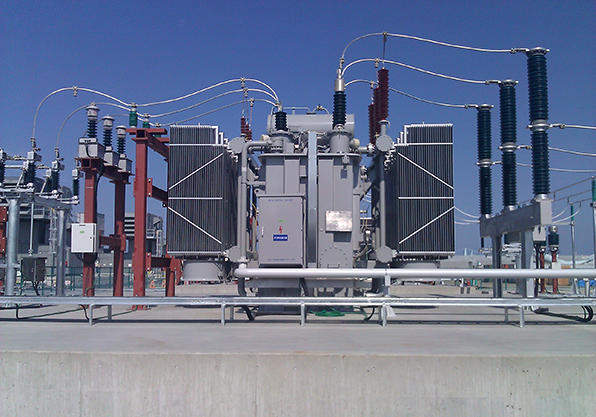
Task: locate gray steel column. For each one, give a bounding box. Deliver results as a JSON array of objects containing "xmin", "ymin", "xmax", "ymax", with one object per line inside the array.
[
  {"xmin": 306, "ymin": 131, "xmax": 318, "ymax": 267},
  {"xmin": 519, "ymin": 229, "xmax": 534, "ymax": 297},
  {"xmin": 492, "ymin": 235, "xmax": 503, "ymax": 297},
  {"xmin": 5, "ymin": 198, "xmax": 20, "ymax": 296},
  {"xmin": 55, "ymin": 208, "xmax": 67, "ymax": 296}
]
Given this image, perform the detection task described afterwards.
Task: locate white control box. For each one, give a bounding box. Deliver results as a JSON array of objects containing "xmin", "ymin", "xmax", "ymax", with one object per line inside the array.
[{"xmin": 71, "ymin": 223, "xmax": 99, "ymax": 253}]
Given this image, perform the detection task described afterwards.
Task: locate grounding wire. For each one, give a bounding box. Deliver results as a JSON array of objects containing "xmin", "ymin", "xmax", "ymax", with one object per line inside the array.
[
  {"xmin": 148, "ymin": 88, "xmax": 276, "ymax": 118},
  {"xmin": 549, "ymin": 147, "xmax": 596, "ymax": 157},
  {"xmin": 340, "ymin": 32, "xmax": 523, "ymax": 66},
  {"xmin": 516, "ymin": 163, "xmax": 596, "ymax": 173},
  {"xmin": 165, "ymin": 98, "xmax": 277, "ymax": 126},
  {"xmin": 56, "ymin": 102, "xmax": 128, "ymax": 147},
  {"xmin": 32, "ymin": 86, "xmax": 130, "ymax": 138},
  {"xmin": 342, "ymin": 58, "xmax": 495, "ymax": 84},
  {"xmin": 137, "ymin": 78, "xmax": 279, "ymax": 107}
]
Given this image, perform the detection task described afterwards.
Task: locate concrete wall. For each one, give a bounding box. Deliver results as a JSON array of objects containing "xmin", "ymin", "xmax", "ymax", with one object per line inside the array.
[{"xmin": 1, "ymin": 352, "xmax": 594, "ymax": 416}]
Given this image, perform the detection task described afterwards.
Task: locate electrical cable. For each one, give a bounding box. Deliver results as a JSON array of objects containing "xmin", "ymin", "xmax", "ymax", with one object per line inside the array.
[
  {"xmin": 32, "ymin": 86, "xmax": 129, "ymax": 138},
  {"xmin": 549, "ymin": 147, "xmax": 596, "ymax": 157},
  {"xmin": 347, "ymin": 79, "xmax": 478, "ymax": 108},
  {"xmin": 137, "ymin": 78, "xmax": 279, "ymax": 107},
  {"xmin": 342, "ymin": 58, "xmax": 495, "ymax": 85},
  {"xmin": 516, "ymin": 163, "xmax": 596, "ymax": 173},
  {"xmin": 340, "ymin": 32, "xmax": 523, "ymax": 65},
  {"xmin": 165, "ymin": 98, "xmax": 276, "ymax": 125},
  {"xmin": 454, "ymin": 206, "xmax": 480, "ymax": 219},
  {"xmin": 148, "ymin": 88, "xmax": 277, "ymax": 119},
  {"xmin": 549, "ymin": 176, "xmax": 595, "ymax": 194},
  {"xmin": 551, "ymin": 209, "xmax": 581, "ymax": 224},
  {"xmin": 551, "ymin": 124, "xmax": 596, "ymax": 131}
]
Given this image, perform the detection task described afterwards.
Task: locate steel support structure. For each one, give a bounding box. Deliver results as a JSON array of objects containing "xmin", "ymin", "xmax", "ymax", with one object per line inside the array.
[
  {"xmin": 128, "ymin": 128, "xmax": 178, "ymax": 297},
  {"xmin": 76, "ymin": 157, "xmax": 130, "ymax": 297}
]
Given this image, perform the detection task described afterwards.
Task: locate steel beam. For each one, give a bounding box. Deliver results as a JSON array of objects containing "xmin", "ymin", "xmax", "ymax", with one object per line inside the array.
[
  {"xmin": 132, "ymin": 136, "xmax": 148, "ymax": 297},
  {"xmin": 82, "ymin": 167, "xmax": 97, "ymax": 296},
  {"xmin": 113, "ymin": 180, "xmax": 126, "ymax": 297}
]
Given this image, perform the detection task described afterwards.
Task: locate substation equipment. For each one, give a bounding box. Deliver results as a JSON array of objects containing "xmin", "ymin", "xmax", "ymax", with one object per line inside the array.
[{"xmin": 1, "ymin": 41, "xmax": 595, "ymax": 324}]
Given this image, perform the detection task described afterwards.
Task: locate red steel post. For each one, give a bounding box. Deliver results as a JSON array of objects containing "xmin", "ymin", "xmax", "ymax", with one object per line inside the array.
[
  {"xmin": 83, "ymin": 168, "xmax": 97, "ymax": 296},
  {"xmin": 132, "ymin": 138, "xmax": 148, "ymax": 297},
  {"xmin": 113, "ymin": 180, "xmax": 126, "ymax": 296}
]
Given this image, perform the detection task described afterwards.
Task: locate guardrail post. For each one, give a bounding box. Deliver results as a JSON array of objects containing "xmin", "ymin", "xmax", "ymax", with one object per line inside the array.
[
  {"xmin": 221, "ymin": 303, "xmax": 226, "ymax": 325},
  {"xmin": 300, "ymin": 303, "xmax": 306, "ymax": 326},
  {"xmin": 519, "ymin": 306, "xmax": 525, "ymax": 328},
  {"xmin": 88, "ymin": 304, "xmax": 94, "ymax": 326}
]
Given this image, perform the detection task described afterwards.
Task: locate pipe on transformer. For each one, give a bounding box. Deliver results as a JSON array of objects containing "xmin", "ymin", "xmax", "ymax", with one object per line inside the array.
[
  {"xmin": 55, "ymin": 208, "xmax": 67, "ymax": 296},
  {"xmin": 237, "ymin": 141, "xmax": 267, "ymax": 263},
  {"xmin": 5, "ymin": 198, "xmax": 20, "ymax": 296},
  {"xmin": 234, "ymin": 265, "xmax": 596, "ymax": 280}
]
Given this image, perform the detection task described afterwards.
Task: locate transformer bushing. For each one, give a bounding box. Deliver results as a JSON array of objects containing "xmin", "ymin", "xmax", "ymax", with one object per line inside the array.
[
  {"xmin": 477, "ymin": 105, "xmax": 493, "ymax": 216},
  {"xmin": 499, "ymin": 80, "xmax": 518, "ymax": 210},
  {"xmin": 102, "ymin": 115, "xmax": 115, "ymax": 148},
  {"xmin": 527, "ymin": 48, "xmax": 550, "ymax": 197}
]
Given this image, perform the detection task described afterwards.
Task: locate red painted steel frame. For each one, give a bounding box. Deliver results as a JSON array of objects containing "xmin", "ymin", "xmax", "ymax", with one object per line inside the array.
[
  {"xmin": 77, "ymin": 157, "xmax": 130, "ymax": 297},
  {"xmin": 128, "ymin": 128, "xmax": 178, "ymax": 298}
]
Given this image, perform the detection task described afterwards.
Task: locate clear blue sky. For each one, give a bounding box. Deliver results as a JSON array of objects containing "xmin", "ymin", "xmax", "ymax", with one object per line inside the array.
[{"xmin": 1, "ymin": 0, "xmax": 595, "ymax": 256}]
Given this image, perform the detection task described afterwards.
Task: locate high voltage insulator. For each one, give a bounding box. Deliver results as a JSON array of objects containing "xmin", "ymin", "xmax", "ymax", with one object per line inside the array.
[
  {"xmin": 377, "ymin": 68, "xmax": 389, "ymax": 121},
  {"xmin": 102, "ymin": 115, "xmax": 114, "ymax": 148},
  {"xmin": 477, "ymin": 105, "xmax": 493, "ymax": 216},
  {"xmin": 531, "ymin": 130, "xmax": 550, "ymax": 195},
  {"xmin": 373, "ymin": 88, "xmax": 381, "ymax": 135},
  {"xmin": 499, "ymin": 80, "xmax": 518, "ymax": 209},
  {"xmin": 527, "ymin": 48, "xmax": 550, "ymax": 196},
  {"xmin": 527, "ymin": 49, "xmax": 549, "ymax": 122},
  {"xmin": 86, "ymin": 104, "xmax": 99, "ymax": 138},
  {"xmin": 116, "ymin": 125, "xmax": 127, "ymax": 155},
  {"xmin": 332, "ymin": 91, "xmax": 346, "ymax": 128},
  {"xmin": 368, "ymin": 103, "xmax": 376, "ymax": 145},
  {"xmin": 275, "ymin": 111, "xmax": 288, "ymax": 131},
  {"xmin": 129, "ymin": 108, "xmax": 138, "ymax": 128}
]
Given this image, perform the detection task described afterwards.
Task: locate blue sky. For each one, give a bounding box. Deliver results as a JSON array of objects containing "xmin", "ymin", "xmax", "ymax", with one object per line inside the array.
[{"xmin": 1, "ymin": 0, "xmax": 595, "ymax": 256}]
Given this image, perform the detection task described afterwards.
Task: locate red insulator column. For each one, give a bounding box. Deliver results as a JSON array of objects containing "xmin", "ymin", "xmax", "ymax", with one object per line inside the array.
[{"xmin": 377, "ymin": 68, "xmax": 389, "ymax": 121}]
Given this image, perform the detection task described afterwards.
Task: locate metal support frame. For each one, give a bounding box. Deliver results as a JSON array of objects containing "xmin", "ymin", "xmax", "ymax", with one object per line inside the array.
[
  {"xmin": 1, "ymin": 294, "xmax": 593, "ymax": 327},
  {"xmin": 77, "ymin": 157, "xmax": 130, "ymax": 297},
  {"xmin": 128, "ymin": 128, "xmax": 178, "ymax": 298},
  {"xmin": 4, "ymin": 198, "xmax": 20, "ymax": 296}
]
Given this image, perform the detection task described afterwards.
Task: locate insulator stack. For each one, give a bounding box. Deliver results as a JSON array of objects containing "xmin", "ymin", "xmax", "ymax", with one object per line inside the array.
[
  {"xmin": 246, "ymin": 129, "xmax": 252, "ymax": 142},
  {"xmin": 103, "ymin": 129, "xmax": 112, "ymax": 148},
  {"xmin": 527, "ymin": 48, "xmax": 550, "ymax": 196},
  {"xmin": 129, "ymin": 109, "xmax": 138, "ymax": 127},
  {"xmin": 531, "ymin": 130, "xmax": 549, "ymax": 194},
  {"xmin": 275, "ymin": 111, "xmax": 288, "ymax": 131},
  {"xmin": 477, "ymin": 105, "xmax": 493, "ymax": 216},
  {"xmin": 116, "ymin": 125, "xmax": 127, "ymax": 155},
  {"xmin": 332, "ymin": 91, "xmax": 346, "ymax": 128},
  {"xmin": 527, "ymin": 50, "xmax": 549, "ymax": 121},
  {"xmin": 368, "ymin": 104, "xmax": 376, "ymax": 145},
  {"xmin": 142, "ymin": 120, "xmax": 150, "ymax": 128},
  {"xmin": 373, "ymin": 87, "xmax": 381, "ymax": 135},
  {"xmin": 73, "ymin": 177, "xmax": 79, "ymax": 197},
  {"xmin": 499, "ymin": 81, "xmax": 518, "ymax": 208},
  {"xmin": 25, "ymin": 162, "xmax": 36, "ymax": 185},
  {"xmin": 51, "ymin": 171, "xmax": 60, "ymax": 191},
  {"xmin": 87, "ymin": 119, "xmax": 97, "ymax": 138},
  {"xmin": 240, "ymin": 116, "xmax": 247, "ymax": 136},
  {"xmin": 377, "ymin": 68, "xmax": 389, "ymax": 121}
]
